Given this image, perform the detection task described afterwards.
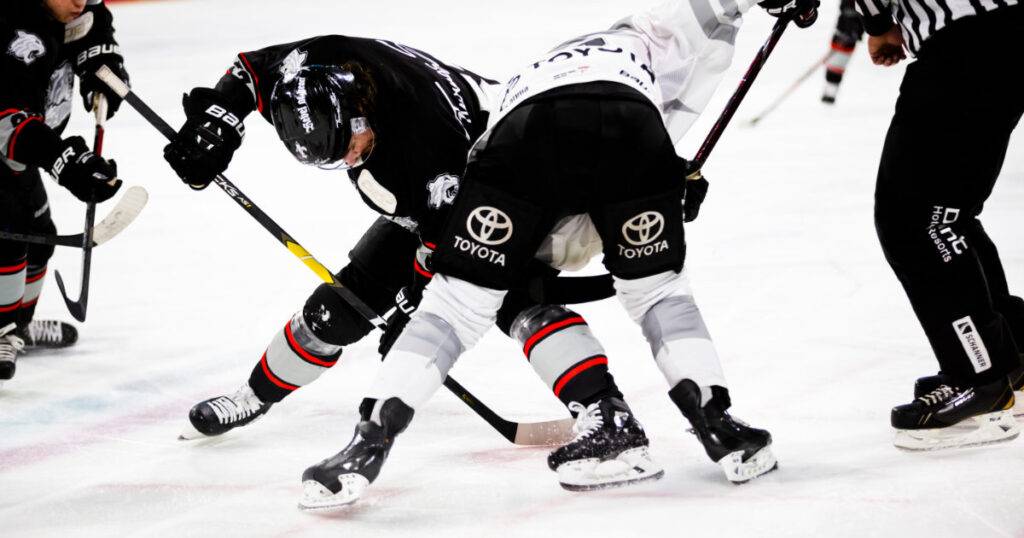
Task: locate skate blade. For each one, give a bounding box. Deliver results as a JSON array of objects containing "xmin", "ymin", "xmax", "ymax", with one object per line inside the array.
[
  {"xmin": 177, "ymin": 420, "xmax": 214, "ymax": 441},
  {"xmin": 297, "ymin": 474, "xmax": 368, "ymax": 511},
  {"xmin": 718, "ymin": 445, "xmax": 778, "ymax": 484},
  {"xmin": 557, "ymin": 447, "xmax": 664, "ymax": 492},
  {"xmin": 894, "ymin": 410, "xmax": 1020, "ymax": 451}
]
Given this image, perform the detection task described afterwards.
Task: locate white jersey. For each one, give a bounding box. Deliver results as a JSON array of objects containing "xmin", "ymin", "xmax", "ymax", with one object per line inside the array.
[{"xmin": 483, "ymin": 0, "xmax": 757, "ymax": 151}]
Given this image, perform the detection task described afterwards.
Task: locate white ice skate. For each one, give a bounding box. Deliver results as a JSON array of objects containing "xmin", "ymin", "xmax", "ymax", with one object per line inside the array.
[
  {"xmin": 298, "ymin": 474, "xmax": 369, "ymax": 511},
  {"xmin": 717, "ymin": 445, "xmax": 778, "ymax": 484},
  {"xmin": 556, "ymin": 445, "xmax": 664, "ymax": 491}
]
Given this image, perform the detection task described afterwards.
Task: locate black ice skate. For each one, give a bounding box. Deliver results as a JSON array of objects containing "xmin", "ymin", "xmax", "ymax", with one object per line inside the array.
[
  {"xmin": 17, "ymin": 319, "xmax": 78, "ymax": 349},
  {"xmin": 1, "ymin": 323, "xmax": 25, "ymax": 388},
  {"xmin": 915, "ymin": 362, "xmax": 1024, "ymax": 419},
  {"xmin": 547, "ymin": 398, "xmax": 663, "ymax": 491},
  {"xmin": 892, "ymin": 378, "xmax": 1019, "ymax": 451},
  {"xmin": 298, "ymin": 398, "xmax": 414, "ymax": 511},
  {"xmin": 179, "ymin": 384, "xmax": 273, "ymax": 440},
  {"xmin": 670, "ymin": 380, "xmax": 777, "ymax": 484}
]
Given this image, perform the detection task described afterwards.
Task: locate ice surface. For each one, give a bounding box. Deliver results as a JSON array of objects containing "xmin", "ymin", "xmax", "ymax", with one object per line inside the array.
[{"xmin": 2, "ymin": 1, "xmax": 1022, "ymax": 536}]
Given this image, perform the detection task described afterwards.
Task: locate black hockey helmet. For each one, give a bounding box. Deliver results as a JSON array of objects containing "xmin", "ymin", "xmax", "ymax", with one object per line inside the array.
[{"xmin": 269, "ymin": 65, "xmax": 371, "ymax": 170}]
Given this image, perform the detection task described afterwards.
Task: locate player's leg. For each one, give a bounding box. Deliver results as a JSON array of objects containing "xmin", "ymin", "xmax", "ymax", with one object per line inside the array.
[
  {"xmin": 587, "ymin": 96, "xmax": 775, "ymax": 483},
  {"xmin": 822, "ymin": 0, "xmax": 863, "ymax": 103},
  {"xmin": 875, "ymin": 12, "xmax": 1024, "ymax": 449},
  {"xmin": 182, "ymin": 217, "xmax": 417, "ymax": 439},
  {"xmin": 15, "ymin": 177, "xmax": 77, "ymax": 349},
  {"xmin": 0, "ymin": 178, "xmax": 32, "ymax": 386}
]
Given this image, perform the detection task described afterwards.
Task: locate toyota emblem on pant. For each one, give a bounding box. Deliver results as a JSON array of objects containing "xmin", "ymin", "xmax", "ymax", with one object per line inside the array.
[
  {"xmin": 622, "ymin": 211, "xmax": 665, "ymax": 246},
  {"xmin": 467, "ymin": 206, "xmax": 513, "ymax": 245}
]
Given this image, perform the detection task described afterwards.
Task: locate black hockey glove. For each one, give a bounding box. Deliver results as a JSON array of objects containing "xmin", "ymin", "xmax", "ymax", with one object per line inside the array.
[
  {"xmin": 48, "ymin": 136, "xmax": 122, "ymax": 203},
  {"xmin": 758, "ymin": 0, "xmax": 820, "ymax": 28},
  {"xmin": 377, "ymin": 286, "xmax": 422, "ymax": 358},
  {"xmin": 75, "ymin": 43, "xmax": 128, "ymax": 119},
  {"xmin": 163, "ymin": 88, "xmax": 245, "ymax": 190},
  {"xmin": 683, "ymin": 169, "xmax": 709, "ymax": 223}
]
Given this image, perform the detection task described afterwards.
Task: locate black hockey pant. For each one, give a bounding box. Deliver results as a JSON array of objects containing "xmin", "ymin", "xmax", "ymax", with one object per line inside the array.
[{"xmin": 874, "ymin": 7, "xmax": 1024, "ymax": 383}]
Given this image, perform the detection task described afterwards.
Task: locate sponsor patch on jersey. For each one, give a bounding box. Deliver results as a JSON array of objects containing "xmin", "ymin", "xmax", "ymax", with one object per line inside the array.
[
  {"xmin": 8, "ymin": 30, "xmax": 46, "ymax": 65},
  {"xmin": 466, "ymin": 206, "xmax": 513, "ymax": 246},
  {"xmin": 426, "ymin": 174, "xmax": 460, "ymax": 209},
  {"xmin": 617, "ymin": 211, "xmax": 669, "ymax": 260},
  {"xmin": 953, "ymin": 316, "xmax": 992, "ymax": 374}
]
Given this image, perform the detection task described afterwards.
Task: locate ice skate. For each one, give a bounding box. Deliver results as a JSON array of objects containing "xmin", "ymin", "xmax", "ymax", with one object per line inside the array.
[
  {"xmin": 179, "ymin": 384, "xmax": 273, "ymax": 440},
  {"xmin": 17, "ymin": 319, "xmax": 78, "ymax": 350},
  {"xmin": 1, "ymin": 323, "xmax": 25, "ymax": 388},
  {"xmin": 547, "ymin": 398, "xmax": 663, "ymax": 491},
  {"xmin": 299, "ymin": 398, "xmax": 413, "ymax": 511},
  {"xmin": 893, "ymin": 378, "xmax": 1019, "ymax": 451},
  {"xmin": 916, "ymin": 362, "xmax": 1024, "ymax": 419},
  {"xmin": 670, "ymin": 380, "xmax": 777, "ymax": 484}
]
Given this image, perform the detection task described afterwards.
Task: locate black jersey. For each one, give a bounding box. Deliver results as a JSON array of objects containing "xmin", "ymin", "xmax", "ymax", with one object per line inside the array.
[
  {"xmin": 1, "ymin": 0, "xmax": 118, "ymax": 176},
  {"xmin": 212, "ymin": 35, "xmax": 497, "ymax": 242}
]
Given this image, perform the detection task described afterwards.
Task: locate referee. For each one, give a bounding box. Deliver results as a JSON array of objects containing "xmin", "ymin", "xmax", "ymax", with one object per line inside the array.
[{"xmin": 856, "ymin": 0, "xmax": 1024, "ymax": 449}]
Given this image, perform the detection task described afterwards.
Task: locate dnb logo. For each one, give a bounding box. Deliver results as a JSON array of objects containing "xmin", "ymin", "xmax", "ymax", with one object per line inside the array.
[
  {"xmin": 618, "ymin": 211, "xmax": 669, "ymax": 259},
  {"xmin": 453, "ymin": 206, "xmax": 513, "ymax": 266}
]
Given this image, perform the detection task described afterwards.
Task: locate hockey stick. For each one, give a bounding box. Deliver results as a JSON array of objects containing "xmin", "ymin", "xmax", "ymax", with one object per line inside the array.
[
  {"xmin": 0, "ymin": 186, "xmax": 148, "ymax": 248},
  {"xmin": 692, "ymin": 15, "xmax": 793, "ymax": 170},
  {"xmin": 54, "ymin": 95, "xmax": 107, "ymax": 322},
  {"xmin": 95, "ymin": 66, "xmax": 573, "ymax": 446},
  {"xmin": 745, "ymin": 51, "xmax": 828, "ymax": 127}
]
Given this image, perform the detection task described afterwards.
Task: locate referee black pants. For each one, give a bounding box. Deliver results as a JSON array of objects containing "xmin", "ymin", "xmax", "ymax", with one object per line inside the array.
[{"xmin": 875, "ymin": 7, "xmax": 1024, "ymax": 383}]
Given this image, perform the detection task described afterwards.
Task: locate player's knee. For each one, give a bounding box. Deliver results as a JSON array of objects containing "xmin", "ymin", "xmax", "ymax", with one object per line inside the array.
[
  {"xmin": 301, "ymin": 283, "xmax": 375, "ymax": 347},
  {"xmin": 615, "ymin": 270, "xmax": 692, "ymax": 323},
  {"xmin": 508, "ymin": 304, "xmax": 579, "ymax": 345}
]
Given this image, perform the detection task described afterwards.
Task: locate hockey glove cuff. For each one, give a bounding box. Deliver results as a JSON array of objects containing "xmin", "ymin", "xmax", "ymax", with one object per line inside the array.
[
  {"xmin": 163, "ymin": 88, "xmax": 245, "ymax": 190},
  {"xmin": 49, "ymin": 136, "xmax": 122, "ymax": 203},
  {"xmin": 683, "ymin": 169, "xmax": 709, "ymax": 223},
  {"xmin": 75, "ymin": 43, "xmax": 128, "ymax": 119}
]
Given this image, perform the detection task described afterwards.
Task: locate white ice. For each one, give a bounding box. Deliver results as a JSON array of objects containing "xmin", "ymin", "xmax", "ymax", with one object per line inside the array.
[{"xmin": 2, "ymin": 0, "xmax": 1023, "ymax": 536}]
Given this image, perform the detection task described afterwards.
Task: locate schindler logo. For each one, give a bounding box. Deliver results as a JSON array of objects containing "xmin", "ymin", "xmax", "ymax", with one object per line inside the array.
[
  {"xmin": 452, "ymin": 206, "xmax": 513, "ymax": 267},
  {"xmin": 953, "ymin": 316, "xmax": 992, "ymax": 373},
  {"xmin": 618, "ymin": 211, "xmax": 668, "ymax": 259}
]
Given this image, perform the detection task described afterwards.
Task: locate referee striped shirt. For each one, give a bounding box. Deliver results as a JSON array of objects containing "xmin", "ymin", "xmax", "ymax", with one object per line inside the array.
[{"xmin": 855, "ymin": 0, "xmax": 1019, "ymax": 54}]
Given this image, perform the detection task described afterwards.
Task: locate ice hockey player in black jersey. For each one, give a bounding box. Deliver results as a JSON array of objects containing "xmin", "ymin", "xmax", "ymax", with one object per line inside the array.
[
  {"xmin": 821, "ymin": 0, "xmax": 864, "ymax": 104},
  {"xmin": 298, "ymin": 0, "xmax": 818, "ymax": 510},
  {"xmin": 163, "ymin": 36, "xmax": 631, "ymax": 445},
  {"xmin": 1, "ymin": 0, "xmax": 128, "ymax": 388}
]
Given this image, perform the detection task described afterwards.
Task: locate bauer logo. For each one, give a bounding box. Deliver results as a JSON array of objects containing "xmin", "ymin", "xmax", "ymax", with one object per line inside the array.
[
  {"xmin": 622, "ymin": 211, "xmax": 664, "ymax": 246},
  {"xmin": 8, "ymin": 31, "xmax": 45, "ymax": 65},
  {"xmin": 953, "ymin": 316, "xmax": 992, "ymax": 374},
  {"xmin": 467, "ymin": 207, "xmax": 513, "ymax": 246}
]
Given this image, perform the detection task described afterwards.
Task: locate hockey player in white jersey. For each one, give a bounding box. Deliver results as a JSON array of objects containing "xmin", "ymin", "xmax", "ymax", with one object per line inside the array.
[{"xmin": 298, "ymin": 0, "xmax": 818, "ymax": 509}]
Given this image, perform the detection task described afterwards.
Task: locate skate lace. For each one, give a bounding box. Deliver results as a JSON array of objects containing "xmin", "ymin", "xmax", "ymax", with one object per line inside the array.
[
  {"xmin": 918, "ymin": 385, "xmax": 956, "ymax": 406},
  {"xmin": 27, "ymin": 320, "xmax": 63, "ymax": 345},
  {"xmin": 567, "ymin": 402, "xmax": 604, "ymax": 441},
  {"xmin": 210, "ymin": 386, "xmax": 264, "ymax": 425},
  {"xmin": 0, "ymin": 330, "xmax": 26, "ymax": 361}
]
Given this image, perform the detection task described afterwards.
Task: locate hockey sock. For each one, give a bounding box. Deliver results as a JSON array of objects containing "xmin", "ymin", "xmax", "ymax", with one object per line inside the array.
[
  {"xmin": 248, "ymin": 312, "xmax": 342, "ymax": 403},
  {"xmin": 0, "ymin": 256, "xmax": 27, "ymax": 328},
  {"xmin": 17, "ymin": 264, "xmax": 46, "ymax": 325},
  {"xmin": 511, "ymin": 305, "xmax": 621, "ymax": 407}
]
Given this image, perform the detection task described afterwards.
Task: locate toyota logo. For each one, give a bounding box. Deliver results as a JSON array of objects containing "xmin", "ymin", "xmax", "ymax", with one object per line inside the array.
[
  {"xmin": 467, "ymin": 206, "xmax": 513, "ymax": 245},
  {"xmin": 622, "ymin": 211, "xmax": 665, "ymax": 246}
]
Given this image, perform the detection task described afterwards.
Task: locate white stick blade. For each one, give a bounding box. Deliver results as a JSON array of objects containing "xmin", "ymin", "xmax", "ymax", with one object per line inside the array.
[{"xmin": 93, "ymin": 186, "xmax": 149, "ymax": 245}]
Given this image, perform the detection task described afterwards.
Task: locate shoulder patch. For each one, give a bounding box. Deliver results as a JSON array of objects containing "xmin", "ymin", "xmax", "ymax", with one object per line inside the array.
[
  {"xmin": 280, "ymin": 48, "xmax": 308, "ymax": 82},
  {"xmin": 8, "ymin": 31, "xmax": 46, "ymax": 65},
  {"xmin": 426, "ymin": 173, "xmax": 460, "ymax": 209}
]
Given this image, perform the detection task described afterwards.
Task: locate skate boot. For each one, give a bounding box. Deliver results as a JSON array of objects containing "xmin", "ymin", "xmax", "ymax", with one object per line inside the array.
[
  {"xmin": 179, "ymin": 384, "xmax": 273, "ymax": 440},
  {"xmin": 916, "ymin": 361, "xmax": 1024, "ymax": 418},
  {"xmin": 547, "ymin": 398, "xmax": 663, "ymax": 491},
  {"xmin": 670, "ymin": 380, "xmax": 777, "ymax": 484},
  {"xmin": 299, "ymin": 398, "xmax": 414, "ymax": 511},
  {"xmin": 17, "ymin": 319, "xmax": 78, "ymax": 349},
  {"xmin": 892, "ymin": 377, "xmax": 1019, "ymax": 451},
  {"xmin": 1, "ymin": 323, "xmax": 25, "ymax": 388}
]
